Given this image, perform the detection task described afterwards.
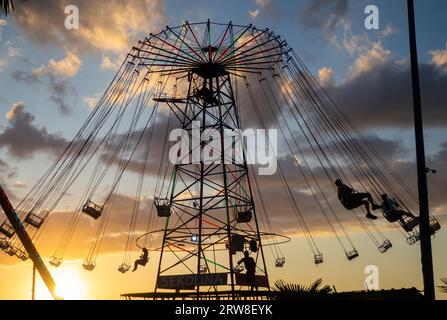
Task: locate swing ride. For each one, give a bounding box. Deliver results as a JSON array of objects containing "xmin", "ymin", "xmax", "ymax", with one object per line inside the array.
[{"xmin": 0, "ymin": 20, "xmax": 442, "ymax": 300}]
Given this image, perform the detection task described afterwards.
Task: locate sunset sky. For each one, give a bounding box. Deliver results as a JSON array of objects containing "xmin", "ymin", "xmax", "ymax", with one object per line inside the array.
[{"xmin": 0, "ymin": 0, "xmax": 447, "ymax": 300}]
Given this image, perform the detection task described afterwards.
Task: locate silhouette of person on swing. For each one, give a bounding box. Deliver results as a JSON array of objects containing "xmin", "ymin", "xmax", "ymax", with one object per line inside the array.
[
  {"xmin": 380, "ymin": 193, "xmax": 418, "ymax": 231},
  {"xmin": 132, "ymin": 248, "xmax": 148, "ymax": 272},
  {"xmin": 335, "ymin": 179, "xmax": 381, "ymax": 220},
  {"xmin": 237, "ymin": 251, "xmax": 258, "ymax": 291}
]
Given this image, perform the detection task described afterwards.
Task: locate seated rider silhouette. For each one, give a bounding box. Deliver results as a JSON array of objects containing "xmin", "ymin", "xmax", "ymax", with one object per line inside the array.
[
  {"xmin": 237, "ymin": 251, "xmax": 258, "ymax": 291},
  {"xmin": 335, "ymin": 179, "xmax": 381, "ymax": 220},
  {"xmin": 132, "ymin": 248, "xmax": 148, "ymax": 272},
  {"xmin": 380, "ymin": 194, "xmax": 418, "ymax": 231}
]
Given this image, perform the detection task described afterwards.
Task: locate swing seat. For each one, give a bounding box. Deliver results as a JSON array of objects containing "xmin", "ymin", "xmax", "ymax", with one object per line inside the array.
[
  {"xmin": 140, "ymin": 258, "xmax": 148, "ymax": 266},
  {"xmin": 378, "ymin": 239, "xmax": 392, "ymax": 253},
  {"xmin": 383, "ymin": 211, "xmax": 400, "ymax": 223},
  {"xmin": 275, "ymin": 257, "xmax": 285, "ymax": 268},
  {"xmin": 249, "ymin": 239, "xmax": 258, "ymax": 252},
  {"xmin": 118, "ymin": 263, "xmax": 130, "ymax": 274},
  {"xmin": 400, "ymin": 217, "xmax": 419, "ymax": 232},
  {"xmin": 25, "ymin": 212, "xmax": 46, "ymax": 229},
  {"xmin": 229, "ymin": 234, "xmax": 245, "ymax": 254},
  {"xmin": 5, "ymin": 246, "xmax": 17, "ymax": 256},
  {"xmin": 406, "ymin": 232, "xmax": 420, "ymax": 245},
  {"xmin": 82, "ymin": 201, "xmax": 103, "ymax": 220},
  {"xmin": 15, "ymin": 249, "xmax": 28, "ymax": 261},
  {"xmin": 154, "ymin": 198, "xmax": 171, "ymax": 217},
  {"xmin": 429, "ymin": 217, "xmax": 441, "ymax": 235},
  {"xmin": 0, "ymin": 222, "xmax": 15, "ymax": 239},
  {"xmin": 234, "ymin": 265, "xmax": 244, "ymax": 273},
  {"xmin": 346, "ymin": 249, "xmax": 359, "ymax": 261},
  {"xmin": 199, "ymin": 264, "xmax": 208, "ymax": 273},
  {"xmin": 236, "ymin": 210, "xmax": 252, "ymax": 223},
  {"xmin": 83, "ymin": 260, "xmax": 96, "ymax": 271},
  {"xmin": 0, "ymin": 238, "xmax": 10, "ymax": 250},
  {"xmin": 314, "ymin": 253, "xmax": 323, "ymax": 265},
  {"xmin": 49, "ymin": 256, "xmax": 63, "ymax": 267}
]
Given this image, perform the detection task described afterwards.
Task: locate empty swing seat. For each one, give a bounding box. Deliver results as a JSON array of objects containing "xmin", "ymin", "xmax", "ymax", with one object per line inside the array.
[
  {"xmin": 406, "ymin": 231, "xmax": 420, "ymax": 245},
  {"xmin": 236, "ymin": 210, "xmax": 252, "ymax": 223},
  {"xmin": 5, "ymin": 246, "xmax": 17, "ymax": 256},
  {"xmin": 25, "ymin": 212, "xmax": 46, "ymax": 229},
  {"xmin": 429, "ymin": 217, "xmax": 441, "ymax": 235},
  {"xmin": 275, "ymin": 257, "xmax": 285, "ymax": 268},
  {"xmin": 49, "ymin": 256, "xmax": 63, "ymax": 267},
  {"xmin": 199, "ymin": 264, "xmax": 208, "ymax": 273},
  {"xmin": 82, "ymin": 201, "xmax": 103, "ymax": 220},
  {"xmin": 378, "ymin": 240, "xmax": 393, "ymax": 253},
  {"xmin": 314, "ymin": 253, "xmax": 324, "ymax": 265},
  {"xmin": 346, "ymin": 249, "xmax": 359, "ymax": 261},
  {"xmin": 83, "ymin": 260, "xmax": 96, "ymax": 271},
  {"xmin": 154, "ymin": 198, "xmax": 171, "ymax": 217},
  {"xmin": 15, "ymin": 249, "xmax": 28, "ymax": 261},
  {"xmin": 0, "ymin": 222, "xmax": 15, "ymax": 239},
  {"xmin": 118, "ymin": 263, "xmax": 130, "ymax": 274}
]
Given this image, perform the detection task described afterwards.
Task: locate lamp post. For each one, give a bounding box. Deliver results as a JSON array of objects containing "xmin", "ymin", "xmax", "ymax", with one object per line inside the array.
[{"xmin": 407, "ymin": 0, "xmax": 435, "ymax": 300}]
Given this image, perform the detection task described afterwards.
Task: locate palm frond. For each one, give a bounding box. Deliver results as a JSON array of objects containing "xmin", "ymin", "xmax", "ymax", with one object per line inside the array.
[
  {"xmin": 273, "ymin": 278, "xmax": 334, "ymax": 296},
  {"xmin": 1, "ymin": 0, "xmax": 14, "ymax": 16},
  {"xmin": 438, "ymin": 278, "xmax": 447, "ymax": 293}
]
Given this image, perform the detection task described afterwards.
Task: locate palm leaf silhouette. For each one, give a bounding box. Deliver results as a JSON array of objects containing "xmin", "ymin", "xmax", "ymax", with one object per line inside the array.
[
  {"xmin": 439, "ymin": 278, "xmax": 447, "ymax": 293},
  {"xmin": 273, "ymin": 278, "xmax": 334, "ymax": 299},
  {"xmin": 1, "ymin": 0, "xmax": 14, "ymax": 16}
]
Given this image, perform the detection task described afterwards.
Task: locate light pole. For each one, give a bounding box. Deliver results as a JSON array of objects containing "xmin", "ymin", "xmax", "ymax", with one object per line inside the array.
[{"xmin": 407, "ymin": 0, "xmax": 435, "ymax": 300}]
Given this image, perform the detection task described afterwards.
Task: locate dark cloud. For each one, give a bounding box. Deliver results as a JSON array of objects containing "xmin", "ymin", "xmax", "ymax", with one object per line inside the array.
[
  {"xmin": 325, "ymin": 62, "xmax": 447, "ymax": 129},
  {"xmin": 299, "ymin": 0, "xmax": 348, "ymax": 31},
  {"xmin": 0, "ymin": 160, "xmax": 18, "ymax": 203},
  {"xmin": 47, "ymin": 73, "xmax": 75, "ymax": 114},
  {"xmin": 251, "ymin": 0, "xmax": 349, "ymax": 41},
  {"xmin": 0, "ymin": 102, "xmax": 68, "ymax": 158},
  {"xmin": 11, "ymin": 67, "xmax": 77, "ymax": 114}
]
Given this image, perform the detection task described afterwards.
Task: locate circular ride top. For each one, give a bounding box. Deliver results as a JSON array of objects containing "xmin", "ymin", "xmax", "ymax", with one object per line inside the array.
[{"xmin": 0, "ymin": 21, "xmax": 441, "ymax": 295}]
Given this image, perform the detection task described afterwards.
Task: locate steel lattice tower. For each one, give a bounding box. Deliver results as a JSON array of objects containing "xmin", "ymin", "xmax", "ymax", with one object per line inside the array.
[{"xmin": 153, "ymin": 56, "xmax": 270, "ymax": 297}]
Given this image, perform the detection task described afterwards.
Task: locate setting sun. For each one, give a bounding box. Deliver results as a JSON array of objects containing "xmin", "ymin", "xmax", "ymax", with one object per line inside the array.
[{"xmin": 37, "ymin": 266, "xmax": 87, "ymax": 300}]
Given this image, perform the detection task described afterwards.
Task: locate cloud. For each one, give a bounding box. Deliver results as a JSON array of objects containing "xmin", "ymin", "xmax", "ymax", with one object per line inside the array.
[
  {"xmin": 318, "ymin": 67, "xmax": 334, "ymax": 86},
  {"xmin": 0, "ymin": 101, "xmax": 68, "ymax": 158},
  {"xmin": 0, "ymin": 160, "xmax": 19, "ymax": 203},
  {"xmin": 429, "ymin": 42, "xmax": 447, "ymax": 72},
  {"xmin": 348, "ymin": 41, "xmax": 391, "ymax": 79},
  {"xmin": 323, "ymin": 55, "xmax": 447, "ymax": 129},
  {"xmin": 299, "ymin": 0, "xmax": 348, "ymax": 32},
  {"xmin": 11, "ymin": 52, "xmax": 80, "ymax": 114},
  {"xmin": 255, "ymin": 0, "xmax": 270, "ymax": 7},
  {"xmin": 249, "ymin": 9, "xmax": 260, "ymax": 19},
  {"xmin": 379, "ymin": 24, "xmax": 398, "ymax": 38},
  {"xmin": 100, "ymin": 55, "xmax": 120, "ymax": 71},
  {"xmin": 83, "ymin": 93, "xmax": 101, "ymax": 110},
  {"xmin": 12, "ymin": 0, "xmax": 166, "ymax": 54},
  {"xmin": 47, "ymin": 52, "xmax": 82, "ymax": 78},
  {"xmin": 0, "ymin": 59, "xmax": 6, "ymax": 71}
]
